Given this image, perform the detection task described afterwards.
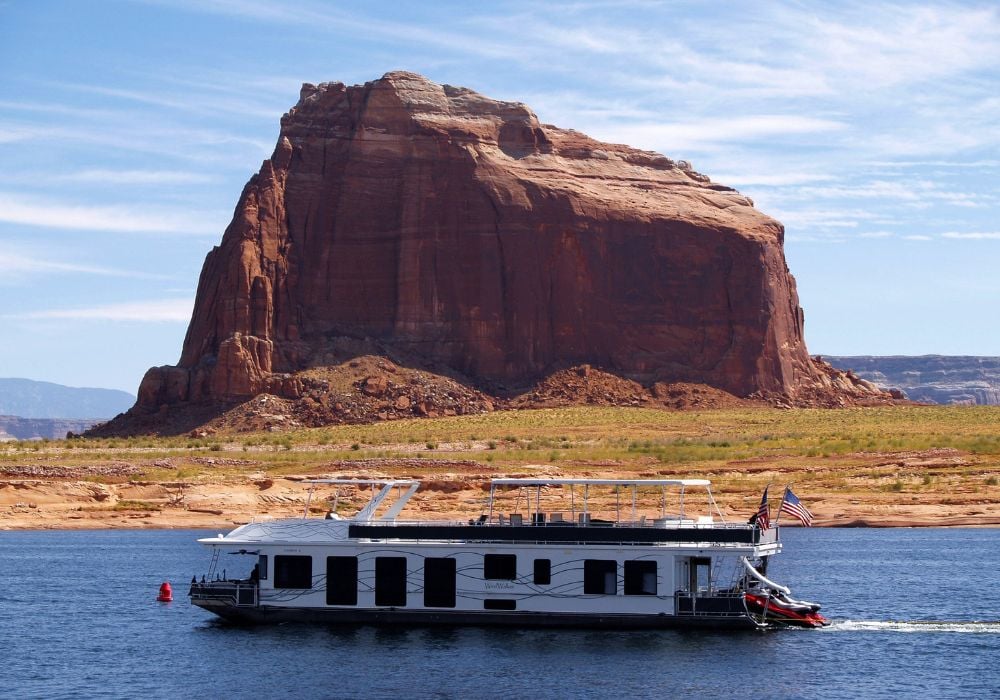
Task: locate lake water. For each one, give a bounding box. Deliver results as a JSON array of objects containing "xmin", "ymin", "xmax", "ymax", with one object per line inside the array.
[{"xmin": 3, "ymin": 528, "xmax": 999, "ymax": 699}]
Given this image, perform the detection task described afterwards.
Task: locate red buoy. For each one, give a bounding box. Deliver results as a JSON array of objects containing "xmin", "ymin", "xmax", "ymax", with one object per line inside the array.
[{"xmin": 157, "ymin": 581, "xmax": 173, "ymax": 602}]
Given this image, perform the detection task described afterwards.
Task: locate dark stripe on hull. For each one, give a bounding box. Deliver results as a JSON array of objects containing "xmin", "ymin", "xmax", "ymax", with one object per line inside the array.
[
  {"xmin": 348, "ymin": 524, "xmax": 760, "ymax": 545},
  {"xmin": 193, "ymin": 602, "xmax": 760, "ymax": 630}
]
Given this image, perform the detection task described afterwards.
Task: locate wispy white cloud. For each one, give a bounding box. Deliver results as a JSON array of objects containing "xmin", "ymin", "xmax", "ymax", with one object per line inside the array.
[
  {"xmin": 942, "ymin": 231, "xmax": 1000, "ymax": 240},
  {"xmin": 867, "ymin": 159, "xmax": 1000, "ymax": 169},
  {"xmin": 859, "ymin": 231, "xmax": 894, "ymax": 239},
  {"xmin": 902, "ymin": 234, "xmax": 933, "ymax": 241},
  {"xmin": 0, "ymin": 119, "xmax": 271, "ymax": 168},
  {"xmin": 0, "ymin": 250, "xmax": 169, "ymax": 279},
  {"xmin": 708, "ymin": 172, "xmax": 836, "ymax": 187},
  {"xmin": 138, "ymin": 0, "xmax": 526, "ymax": 60},
  {"xmin": 48, "ymin": 81, "xmax": 286, "ymax": 120},
  {"xmin": 0, "ymin": 192, "xmax": 224, "ymax": 234},
  {"xmin": 763, "ymin": 207, "xmax": 886, "ymax": 231},
  {"xmin": 0, "ymin": 99, "xmax": 121, "ymax": 120},
  {"xmin": 774, "ymin": 179, "xmax": 993, "ymax": 208},
  {"xmin": 0, "ymin": 122, "xmax": 50, "ymax": 143},
  {"xmin": 8, "ymin": 298, "xmax": 193, "ymax": 322},
  {"xmin": 590, "ymin": 115, "xmax": 846, "ymax": 152},
  {"xmin": 52, "ymin": 169, "xmax": 219, "ymax": 185}
]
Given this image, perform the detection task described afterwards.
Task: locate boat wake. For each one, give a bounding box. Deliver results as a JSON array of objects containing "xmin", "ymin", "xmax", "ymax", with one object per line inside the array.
[{"xmin": 824, "ymin": 620, "xmax": 1000, "ymax": 634}]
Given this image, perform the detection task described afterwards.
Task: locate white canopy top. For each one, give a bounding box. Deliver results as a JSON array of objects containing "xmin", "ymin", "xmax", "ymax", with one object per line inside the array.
[{"xmin": 490, "ymin": 478, "xmax": 711, "ymax": 487}]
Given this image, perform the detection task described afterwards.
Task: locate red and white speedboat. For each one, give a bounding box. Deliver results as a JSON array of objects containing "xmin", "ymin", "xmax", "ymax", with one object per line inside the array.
[{"xmin": 741, "ymin": 558, "xmax": 828, "ymax": 628}]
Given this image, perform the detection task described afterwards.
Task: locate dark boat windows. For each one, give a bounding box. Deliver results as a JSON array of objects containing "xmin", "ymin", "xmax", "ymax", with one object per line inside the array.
[
  {"xmin": 257, "ymin": 554, "xmax": 268, "ymax": 580},
  {"xmin": 484, "ymin": 554, "xmax": 517, "ymax": 580},
  {"xmin": 533, "ymin": 558, "xmax": 551, "ymax": 585},
  {"xmin": 484, "ymin": 599, "xmax": 517, "ymax": 610},
  {"xmin": 423, "ymin": 558, "xmax": 457, "ymax": 608},
  {"xmin": 584, "ymin": 559, "xmax": 617, "ymax": 594},
  {"xmin": 375, "ymin": 557, "xmax": 408, "ymax": 606},
  {"xmin": 273, "ymin": 555, "xmax": 312, "ymax": 589},
  {"xmin": 326, "ymin": 556, "xmax": 359, "ymax": 605},
  {"xmin": 624, "ymin": 560, "xmax": 657, "ymax": 595}
]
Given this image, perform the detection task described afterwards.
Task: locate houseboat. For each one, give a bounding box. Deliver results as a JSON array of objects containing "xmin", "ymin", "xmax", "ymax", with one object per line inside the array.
[{"xmin": 189, "ymin": 478, "xmax": 826, "ymax": 629}]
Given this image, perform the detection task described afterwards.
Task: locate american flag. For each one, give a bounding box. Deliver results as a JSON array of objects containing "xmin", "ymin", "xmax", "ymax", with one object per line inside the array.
[
  {"xmin": 779, "ymin": 487, "xmax": 814, "ymax": 526},
  {"xmin": 755, "ymin": 485, "xmax": 770, "ymax": 530}
]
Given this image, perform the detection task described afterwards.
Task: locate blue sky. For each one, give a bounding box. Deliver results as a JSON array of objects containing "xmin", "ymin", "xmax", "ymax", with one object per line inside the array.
[{"xmin": 1, "ymin": 1, "xmax": 997, "ymax": 393}]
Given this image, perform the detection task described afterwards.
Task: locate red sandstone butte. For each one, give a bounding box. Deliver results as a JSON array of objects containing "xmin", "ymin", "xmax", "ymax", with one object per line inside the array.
[{"xmin": 134, "ymin": 71, "xmax": 860, "ymax": 413}]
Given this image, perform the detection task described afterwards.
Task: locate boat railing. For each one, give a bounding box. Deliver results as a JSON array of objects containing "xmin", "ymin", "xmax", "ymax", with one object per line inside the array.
[
  {"xmin": 189, "ymin": 579, "xmax": 259, "ymax": 607},
  {"xmin": 364, "ymin": 516, "xmax": 764, "ymax": 531}
]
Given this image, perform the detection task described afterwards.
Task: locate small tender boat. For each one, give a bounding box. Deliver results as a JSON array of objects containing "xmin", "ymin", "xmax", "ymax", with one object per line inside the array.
[
  {"xmin": 744, "ymin": 591, "xmax": 827, "ymax": 628},
  {"xmin": 189, "ymin": 478, "xmax": 826, "ymax": 629}
]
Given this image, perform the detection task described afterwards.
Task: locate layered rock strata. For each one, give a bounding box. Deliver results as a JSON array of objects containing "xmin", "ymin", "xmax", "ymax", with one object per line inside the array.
[
  {"xmin": 131, "ymin": 71, "xmax": 879, "ymax": 423},
  {"xmin": 826, "ymin": 356, "xmax": 1000, "ymax": 405}
]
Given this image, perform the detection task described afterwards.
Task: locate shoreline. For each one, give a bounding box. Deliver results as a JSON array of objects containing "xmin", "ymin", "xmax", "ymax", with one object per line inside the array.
[
  {"xmin": 4, "ymin": 508, "xmax": 1000, "ymax": 531},
  {"xmin": 5, "ymin": 520, "xmax": 1000, "ymax": 531},
  {"xmin": 5, "ymin": 407, "xmax": 999, "ymax": 532},
  {"xmin": 5, "ymin": 466, "xmax": 1000, "ymax": 531}
]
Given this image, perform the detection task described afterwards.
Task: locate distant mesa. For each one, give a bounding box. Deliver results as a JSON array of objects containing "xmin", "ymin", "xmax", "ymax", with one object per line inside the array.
[
  {"xmin": 0, "ymin": 378, "xmax": 135, "ymax": 420},
  {"xmin": 0, "ymin": 378, "xmax": 135, "ymax": 440},
  {"xmin": 0, "ymin": 416, "xmax": 104, "ymax": 441},
  {"xmin": 825, "ymin": 356, "xmax": 1000, "ymax": 406},
  {"xmin": 93, "ymin": 71, "xmax": 889, "ymax": 436}
]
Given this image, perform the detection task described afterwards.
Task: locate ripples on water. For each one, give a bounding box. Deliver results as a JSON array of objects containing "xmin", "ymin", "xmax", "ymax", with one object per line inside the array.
[
  {"xmin": 3, "ymin": 528, "xmax": 998, "ymax": 699},
  {"xmin": 828, "ymin": 620, "xmax": 1000, "ymax": 633}
]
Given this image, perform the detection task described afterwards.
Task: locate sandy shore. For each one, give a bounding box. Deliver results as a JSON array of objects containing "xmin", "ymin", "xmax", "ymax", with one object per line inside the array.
[{"xmin": 4, "ymin": 468, "xmax": 1000, "ymax": 530}]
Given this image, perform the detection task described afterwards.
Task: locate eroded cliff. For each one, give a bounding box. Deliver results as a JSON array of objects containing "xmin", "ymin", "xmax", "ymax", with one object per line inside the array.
[{"xmin": 117, "ymin": 71, "xmax": 881, "ymax": 433}]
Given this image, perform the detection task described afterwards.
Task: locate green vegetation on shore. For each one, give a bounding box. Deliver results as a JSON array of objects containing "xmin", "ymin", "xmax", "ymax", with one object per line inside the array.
[{"xmin": 2, "ymin": 406, "xmax": 999, "ymax": 493}]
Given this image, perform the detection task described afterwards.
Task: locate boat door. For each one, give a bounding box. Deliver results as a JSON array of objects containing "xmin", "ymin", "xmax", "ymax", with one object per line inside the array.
[{"xmin": 675, "ymin": 556, "xmax": 712, "ymax": 596}]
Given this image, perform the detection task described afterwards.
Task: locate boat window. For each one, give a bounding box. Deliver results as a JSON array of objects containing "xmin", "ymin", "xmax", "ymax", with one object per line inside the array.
[
  {"xmin": 484, "ymin": 554, "xmax": 517, "ymax": 580},
  {"xmin": 691, "ymin": 556, "xmax": 711, "ymax": 595},
  {"xmin": 326, "ymin": 556, "xmax": 358, "ymax": 605},
  {"xmin": 483, "ymin": 599, "xmax": 517, "ymax": 610},
  {"xmin": 583, "ymin": 559, "xmax": 617, "ymax": 595},
  {"xmin": 273, "ymin": 555, "xmax": 312, "ymax": 589},
  {"xmin": 533, "ymin": 559, "xmax": 551, "ymax": 585},
  {"xmin": 624, "ymin": 560, "xmax": 657, "ymax": 595},
  {"xmin": 375, "ymin": 557, "xmax": 408, "ymax": 607},
  {"xmin": 257, "ymin": 554, "xmax": 268, "ymax": 580},
  {"xmin": 423, "ymin": 558, "xmax": 457, "ymax": 608}
]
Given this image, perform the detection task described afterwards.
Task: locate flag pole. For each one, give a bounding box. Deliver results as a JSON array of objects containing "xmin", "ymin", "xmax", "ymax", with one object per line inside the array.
[
  {"xmin": 773, "ymin": 484, "xmax": 790, "ymax": 527},
  {"xmin": 756, "ymin": 481, "xmax": 772, "ymax": 529}
]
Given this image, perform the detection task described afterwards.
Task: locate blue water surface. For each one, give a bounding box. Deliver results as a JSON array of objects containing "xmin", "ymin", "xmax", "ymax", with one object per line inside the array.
[{"xmin": 2, "ymin": 528, "xmax": 999, "ymax": 699}]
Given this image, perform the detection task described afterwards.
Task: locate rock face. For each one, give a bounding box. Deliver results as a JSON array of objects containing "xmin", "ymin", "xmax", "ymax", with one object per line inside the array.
[
  {"xmin": 826, "ymin": 356, "xmax": 1000, "ymax": 405},
  {"xmin": 134, "ymin": 71, "xmax": 869, "ymax": 418}
]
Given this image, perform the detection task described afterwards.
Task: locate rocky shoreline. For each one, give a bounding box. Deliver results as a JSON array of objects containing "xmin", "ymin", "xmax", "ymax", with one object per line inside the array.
[{"xmin": 5, "ymin": 461, "xmax": 998, "ymax": 530}]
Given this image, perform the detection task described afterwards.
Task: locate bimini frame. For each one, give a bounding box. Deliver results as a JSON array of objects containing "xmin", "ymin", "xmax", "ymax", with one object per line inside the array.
[{"xmin": 485, "ymin": 478, "xmax": 726, "ymax": 525}]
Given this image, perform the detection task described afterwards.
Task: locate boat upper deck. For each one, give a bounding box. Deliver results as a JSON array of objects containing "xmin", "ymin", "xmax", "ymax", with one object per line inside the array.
[{"xmin": 200, "ymin": 477, "xmax": 780, "ymax": 552}]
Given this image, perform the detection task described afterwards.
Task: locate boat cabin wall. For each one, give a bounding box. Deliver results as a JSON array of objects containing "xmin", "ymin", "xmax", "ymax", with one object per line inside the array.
[{"xmin": 231, "ymin": 545, "xmax": 742, "ymax": 615}]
